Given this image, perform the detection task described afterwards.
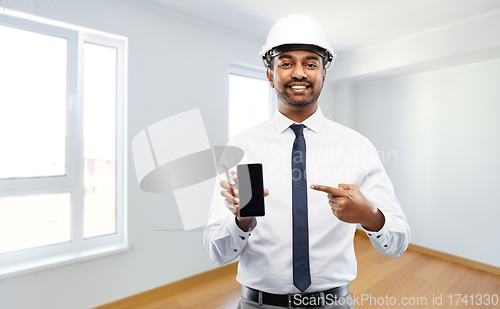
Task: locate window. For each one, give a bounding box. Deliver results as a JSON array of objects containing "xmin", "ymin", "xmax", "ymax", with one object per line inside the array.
[
  {"xmin": 0, "ymin": 12, "xmax": 127, "ymax": 279},
  {"xmin": 228, "ymin": 63, "xmax": 276, "ymax": 139}
]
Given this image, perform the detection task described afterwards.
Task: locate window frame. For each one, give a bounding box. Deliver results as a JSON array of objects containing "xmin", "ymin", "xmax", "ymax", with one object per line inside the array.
[
  {"xmin": 0, "ymin": 13, "xmax": 79, "ymax": 190},
  {"xmin": 0, "ymin": 12, "xmax": 128, "ymax": 279}
]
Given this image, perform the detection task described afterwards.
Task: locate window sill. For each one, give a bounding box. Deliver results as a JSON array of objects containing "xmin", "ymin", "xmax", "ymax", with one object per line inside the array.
[{"xmin": 0, "ymin": 242, "xmax": 129, "ymax": 280}]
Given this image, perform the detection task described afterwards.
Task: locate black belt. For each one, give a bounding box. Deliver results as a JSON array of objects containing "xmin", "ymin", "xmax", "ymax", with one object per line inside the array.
[{"xmin": 241, "ymin": 284, "xmax": 350, "ymax": 308}]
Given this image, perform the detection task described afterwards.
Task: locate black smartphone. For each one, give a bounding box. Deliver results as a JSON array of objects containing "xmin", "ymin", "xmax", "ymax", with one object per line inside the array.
[{"xmin": 237, "ymin": 163, "xmax": 265, "ymax": 217}]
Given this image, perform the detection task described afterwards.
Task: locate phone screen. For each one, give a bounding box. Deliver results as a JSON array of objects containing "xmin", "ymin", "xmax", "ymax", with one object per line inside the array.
[{"xmin": 237, "ymin": 163, "xmax": 265, "ymax": 217}]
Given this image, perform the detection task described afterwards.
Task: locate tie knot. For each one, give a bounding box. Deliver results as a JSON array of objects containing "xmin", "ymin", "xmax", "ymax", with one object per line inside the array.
[{"xmin": 290, "ymin": 124, "xmax": 304, "ymax": 136}]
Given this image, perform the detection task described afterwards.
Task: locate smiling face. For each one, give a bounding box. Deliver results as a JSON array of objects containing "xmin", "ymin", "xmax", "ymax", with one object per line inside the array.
[{"xmin": 267, "ymin": 50, "xmax": 326, "ymax": 114}]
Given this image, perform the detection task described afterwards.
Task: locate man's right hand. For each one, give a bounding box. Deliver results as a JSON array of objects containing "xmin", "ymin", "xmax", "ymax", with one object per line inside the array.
[{"xmin": 220, "ymin": 171, "xmax": 269, "ymax": 232}]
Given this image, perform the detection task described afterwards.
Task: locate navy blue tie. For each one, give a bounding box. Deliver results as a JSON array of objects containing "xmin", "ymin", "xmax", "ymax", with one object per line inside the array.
[{"xmin": 290, "ymin": 124, "xmax": 311, "ymax": 292}]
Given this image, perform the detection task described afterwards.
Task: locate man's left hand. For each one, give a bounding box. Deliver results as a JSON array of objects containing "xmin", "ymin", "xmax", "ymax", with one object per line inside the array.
[{"xmin": 310, "ymin": 183, "xmax": 385, "ymax": 232}]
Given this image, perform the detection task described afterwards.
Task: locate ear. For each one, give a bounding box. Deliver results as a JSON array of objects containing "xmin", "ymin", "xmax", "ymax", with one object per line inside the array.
[
  {"xmin": 266, "ymin": 68, "xmax": 274, "ymax": 88},
  {"xmin": 322, "ymin": 67, "xmax": 326, "ymax": 82}
]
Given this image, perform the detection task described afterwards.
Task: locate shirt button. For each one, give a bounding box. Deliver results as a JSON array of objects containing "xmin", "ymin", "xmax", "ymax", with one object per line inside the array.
[
  {"xmin": 240, "ymin": 236, "xmax": 245, "ymax": 240},
  {"xmin": 377, "ymin": 235, "xmax": 381, "ymax": 238},
  {"xmin": 234, "ymin": 249, "xmax": 237, "ymax": 252}
]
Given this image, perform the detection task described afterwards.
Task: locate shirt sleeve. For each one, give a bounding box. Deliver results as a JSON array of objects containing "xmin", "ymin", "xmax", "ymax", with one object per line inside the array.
[
  {"xmin": 359, "ymin": 138, "xmax": 411, "ymax": 257},
  {"xmin": 203, "ymin": 171, "xmax": 257, "ymax": 265}
]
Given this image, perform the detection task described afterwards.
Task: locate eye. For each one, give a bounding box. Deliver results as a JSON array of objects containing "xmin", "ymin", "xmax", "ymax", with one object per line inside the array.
[
  {"xmin": 306, "ymin": 63, "xmax": 318, "ymax": 68},
  {"xmin": 279, "ymin": 62, "xmax": 292, "ymax": 68}
]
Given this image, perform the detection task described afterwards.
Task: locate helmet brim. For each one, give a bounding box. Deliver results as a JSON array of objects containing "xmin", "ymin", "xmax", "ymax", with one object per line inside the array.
[{"xmin": 262, "ymin": 43, "xmax": 336, "ymax": 70}]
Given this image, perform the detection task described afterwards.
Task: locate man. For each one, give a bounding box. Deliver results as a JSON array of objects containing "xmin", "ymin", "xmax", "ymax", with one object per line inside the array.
[{"xmin": 204, "ymin": 14, "xmax": 410, "ymax": 309}]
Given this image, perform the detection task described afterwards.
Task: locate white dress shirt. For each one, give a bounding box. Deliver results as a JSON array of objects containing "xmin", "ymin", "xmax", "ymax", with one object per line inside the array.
[{"xmin": 203, "ymin": 107, "xmax": 410, "ymax": 294}]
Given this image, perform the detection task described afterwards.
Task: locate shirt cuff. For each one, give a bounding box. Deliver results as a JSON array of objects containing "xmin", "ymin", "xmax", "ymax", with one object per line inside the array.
[
  {"xmin": 227, "ymin": 217, "xmax": 257, "ymax": 253},
  {"xmin": 362, "ymin": 210, "xmax": 392, "ymax": 248}
]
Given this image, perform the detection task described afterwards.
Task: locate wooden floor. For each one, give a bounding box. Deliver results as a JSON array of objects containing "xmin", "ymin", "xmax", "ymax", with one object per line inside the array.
[{"xmin": 122, "ymin": 234, "xmax": 500, "ymax": 308}]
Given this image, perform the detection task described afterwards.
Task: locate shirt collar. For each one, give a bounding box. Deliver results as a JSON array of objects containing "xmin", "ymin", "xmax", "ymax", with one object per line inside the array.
[{"xmin": 272, "ymin": 106, "xmax": 325, "ymax": 134}]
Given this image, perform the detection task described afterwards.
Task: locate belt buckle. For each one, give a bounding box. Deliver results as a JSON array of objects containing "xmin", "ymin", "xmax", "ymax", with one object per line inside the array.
[{"xmin": 288, "ymin": 294, "xmax": 292, "ymax": 308}]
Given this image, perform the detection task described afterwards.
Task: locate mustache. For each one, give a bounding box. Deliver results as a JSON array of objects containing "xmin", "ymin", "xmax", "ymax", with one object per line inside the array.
[{"xmin": 284, "ymin": 78, "xmax": 312, "ymax": 87}]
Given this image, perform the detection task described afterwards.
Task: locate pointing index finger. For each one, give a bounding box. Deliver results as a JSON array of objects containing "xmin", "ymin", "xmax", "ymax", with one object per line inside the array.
[{"xmin": 310, "ymin": 184, "xmax": 349, "ymax": 197}]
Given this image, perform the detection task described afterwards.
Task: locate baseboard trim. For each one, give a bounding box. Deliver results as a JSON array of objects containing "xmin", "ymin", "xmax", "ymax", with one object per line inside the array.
[
  {"xmin": 355, "ymin": 229, "xmax": 500, "ymax": 276},
  {"xmin": 96, "ymin": 233, "xmax": 499, "ymax": 308},
  {"xmin": 93, "ymin": 262, "xmax": 238, "ymax": 309},
  {"xmin": 407, "ymin": 243, "xmax": 500, "ymax": 276}
]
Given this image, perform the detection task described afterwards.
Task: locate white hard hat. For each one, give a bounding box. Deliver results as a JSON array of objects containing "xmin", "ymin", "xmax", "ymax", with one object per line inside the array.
[{"xmin": 260, "ymin": 14, "xmax": 337, "ymax": 70}]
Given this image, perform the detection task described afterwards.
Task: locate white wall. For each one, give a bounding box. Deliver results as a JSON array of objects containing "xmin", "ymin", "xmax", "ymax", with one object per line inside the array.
[
  {"xmin": 0, "ymin": 1, "xmax": 264, "ymax": 308},
  {"xmin": 356, "ymin": 59, "xmax": 500, "ymax": 268},
  {"xmin": 318, "ymin": 81, "xmax": 335, "ymax": 120}
]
